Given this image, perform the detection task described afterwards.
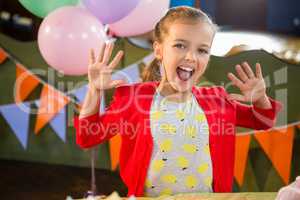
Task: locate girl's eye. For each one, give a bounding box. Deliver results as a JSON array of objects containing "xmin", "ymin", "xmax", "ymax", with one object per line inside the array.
[
  {"xmin": 174, "ymin": 43, "xmax": 185, "ymax": 49},
  {"xmin": 198, "ymin": 49, "xmax": 209, "ymax": 54}
]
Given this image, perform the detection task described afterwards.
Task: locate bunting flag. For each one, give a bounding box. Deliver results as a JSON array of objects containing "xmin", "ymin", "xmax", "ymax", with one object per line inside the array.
[
  {"xmin": 0, "ymin": 48, "xmax": 8, "ymax": 64},
  {"xmin": 0, "ymin": 102, "xmax": 30, "ymax": 149},
  {"xmin": 109, "ymin": 134, "xmax": 121, "ymax": 171},
  {"xmin": 234, "ymin": 134, "xmax": 251, "ymax": 187},
  {"xmin": 70, "ymin": 84, "xmax": 88, "ymax": 104},
  {"xmin": 15, "ymin": 64, "xmax": 40, "ymax": 103},
  {"xmin": 34, "ymin": 85, "xmax": 70, "ymax": 134},
  {"xmin": 142, "ymin": 53, "xmax": 154, "ymax": 65},
  {"xmin": 112, "ymin": 63, "xmax": 140, "ymax": 84},
  {"xmin": 254, "ymin": 126, "xmax": 295, "ymax": 185},
  {"xmin": 49, "ymin": 107, "xmax": 67, "ymax": 142},
  {"xmin": 297, "ymin": 124, "xmax": 300, "ymax": 129}
]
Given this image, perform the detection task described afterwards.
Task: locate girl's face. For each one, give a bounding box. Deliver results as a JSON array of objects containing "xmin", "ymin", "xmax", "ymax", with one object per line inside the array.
[{"xmin": 154, "ymin": 21, "xmax": 215, "ymax": 92}]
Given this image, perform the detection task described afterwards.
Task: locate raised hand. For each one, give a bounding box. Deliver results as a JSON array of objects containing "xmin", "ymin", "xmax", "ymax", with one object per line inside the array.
[
  {"xmin": 227, "ymin": 62, "xmax": 269, "ymax": 106},
  {"xmin": 88, "ymin": 42, "xmax": 125, "ymax": 91}
]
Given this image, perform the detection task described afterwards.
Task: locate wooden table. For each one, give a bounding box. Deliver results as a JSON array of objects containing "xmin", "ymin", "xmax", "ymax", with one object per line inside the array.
[
  {"xmin": 138, "ymin": 193, "xmax": 277, "ymax": 200},
  {"xmin": 78, "ymin": 192, "xmax": 277, "ymax": 200}
]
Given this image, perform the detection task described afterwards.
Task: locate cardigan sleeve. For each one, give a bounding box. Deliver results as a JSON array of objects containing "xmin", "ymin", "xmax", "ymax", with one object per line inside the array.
[
  {"xmin": 217, "ymin": 87, "xmax": 282, "ymax": 130},
  {"xmin": 73, "ymin": 86, "xmax": 130, "ymax": 148},
  {"xmin": 234, "ymin": 97, "xmax": 282, "ymax": 130}
]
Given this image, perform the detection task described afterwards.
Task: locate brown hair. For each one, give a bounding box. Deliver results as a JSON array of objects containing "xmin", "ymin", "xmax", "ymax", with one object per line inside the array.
[{"xmin": 141, "ymin": 6, "xmax": 217, "ymax": 82}]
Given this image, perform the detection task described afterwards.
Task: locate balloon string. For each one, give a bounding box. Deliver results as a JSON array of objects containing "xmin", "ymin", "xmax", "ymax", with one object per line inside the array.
[{"xmin": 91, "ymin": 147, "xmax": 97, "ymax": 195}]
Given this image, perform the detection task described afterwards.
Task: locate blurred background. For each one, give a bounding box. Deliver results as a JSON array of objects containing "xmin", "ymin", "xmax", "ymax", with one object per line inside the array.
[
  {"xmin": 0, "ymin": 0, "xmax": 299, "ymax": 200},
  {"xmin": 1, "ymin": 0, "xmax": 300, "ymax": 41}
]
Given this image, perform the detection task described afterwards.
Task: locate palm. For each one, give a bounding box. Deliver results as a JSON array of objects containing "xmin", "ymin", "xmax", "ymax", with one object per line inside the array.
[
  {"xmin": 88, "ymin": 42, "xmax": 125, "ymax": 90},
  {"xmin": 88, "ymin": 63, "xmax": 113, "ymax": 90},
  {"xmin": 227, "ymin": 62, "xmax": 266, "ymax": 103}
]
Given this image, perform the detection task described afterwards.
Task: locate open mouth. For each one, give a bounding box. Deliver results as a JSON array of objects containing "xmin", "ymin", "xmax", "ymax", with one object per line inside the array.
[{"xmin": 176, "ymin": 66, "xmax": 195, "ymax": 81}]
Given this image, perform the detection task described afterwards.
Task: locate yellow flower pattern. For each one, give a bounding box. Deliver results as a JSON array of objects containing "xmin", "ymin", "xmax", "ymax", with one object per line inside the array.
[
  {"xmin": 176, "ymin": 156, "xmax": 189, "ymax": 170},
  {"xmin": 204, "ymin": 176, "xmax": 213, "ymax": 187},
  {"xmin": 159, "ymin": 139, "xmax": 173, "ymax": 153},
  {"xmin": 185, "ymin": 175, "xmax": 198, "ymax": 189},
  {"xmin": 198, "ymin": 163, "xmax": 209, "ymax": 174},
  {"xmin": 195, "ymin": 113, "xmax": 206, "ymax": 122},
  {"xmin": 145, "ymin": 93, "xmax": 213, "ymax": 197},
  {"xmin": 145, "ymin": 179, "xmax": 153, "ymax": 188},
  {"xmin": 160, "ymin": 123, "xmax": 176, "ymax": 134},
  {"xmin": 185, "ymin": 125, "xmax": 197, "ymax": 138},
  {"xmin": 160, "ymin": 188, "xmax": 172, "ymax": 196},
  {"xmin": 176, "ymin": 110, "xmax": 186, "ymax": 121},
  {"xmin": 161, "ymin": 174, "xmax": 177, "ymax": 184},
  {"xmin": 152, "ymin": 159, "xmax": 165, "ymax": 173},
  {"xmin": 182, "ymin": 144, "xmax": 199, "ymax": 154}
]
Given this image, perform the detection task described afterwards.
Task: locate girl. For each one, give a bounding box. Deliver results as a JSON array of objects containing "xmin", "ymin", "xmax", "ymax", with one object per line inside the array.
[{"xmin": 74, "ymin": 6, "xmax": 281, "ymax": 197}]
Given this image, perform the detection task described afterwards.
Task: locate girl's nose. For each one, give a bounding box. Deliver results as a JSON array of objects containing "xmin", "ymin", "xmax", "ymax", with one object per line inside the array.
[{"xmin": 185, "ymin": 51, "xmax": 197, "ymax": 62}]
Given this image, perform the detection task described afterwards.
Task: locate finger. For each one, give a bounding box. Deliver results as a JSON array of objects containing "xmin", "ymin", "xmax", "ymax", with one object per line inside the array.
[
  {"xmin": 109, "ymin": 79, "xmax": 127, "ymax": 88},
  {"xmin": 241, "ymin": 62, "xmax": 255, "ymax": 78},
  {"xmin": 235, "ymin": 64, "xmax": 249, "ymax": 82},
  {"xmin": 89, "ymin": 49, "xmax": 95, "ymax": 66},
  {"xmin": 227, "ymin": 72, "xmax": 244, "ymax": 89},
  {"xmin": 228, "ymin": 93, "xmax": 246, "ymax": 102},
  {"xmin": 255, "ymin": 63, "xmax": 263, "ymax": 79},
  {"xmin": 97, "ymin": 43, "xmax": 106, "ymax": 63},
  {"xmin": 102, "ymin": 42, "xmax": 114, "ymax": 65},
  {"xmin": 108, "ymin": 50, "xmax": 124, "ymax": 69}
]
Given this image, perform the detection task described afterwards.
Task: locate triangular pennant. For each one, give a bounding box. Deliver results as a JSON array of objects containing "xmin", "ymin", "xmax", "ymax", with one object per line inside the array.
[
  {"xmin": 241, "ymin": 155, "xmax": 260, "ymax": 191},
  {"xmin": 15, "ymin": 64, "xmax": 40, "ymax": 103},
  {"xmin": 297, "ymin": 123, "xmax": 300, "ymax": 129},
  {"xmin": 264, "ymin": 167, "xmax": 286, "ymax": 191},
  {"xmin": 142, "ymin": 53, "xmax": 154, "ymax": 65},
  {"xmin": 0, "ymin": 48, "xmax": 8, "ymax": 64},
  {"xmin": 109, "ymin": 134, "xmax": 121, "ymax": 171},
  {"xmin": 70, "ymin": 84, "xmax": 88, "ymax": 104},
  {"xmin": 254, "ymin": 127, "xmax": 295, "ymax": 185},
  {"xmin": 112, "ymin": 63, "xmax": 140, "ymax": 84},
  {"xmin": 249, "ymin": 138, "xmax": 273, "ymax": 191},
  {"xmin": 234, "ymin": 134, "xmax": 251, "ymax": 187},
  {"xmin": 34, "ymin": 85, "xmax": 70, "ymax": 134},
  {"xmin": 49, "ymin": 107, "xmax": 67, "ymax": 142},
  {"xmin": 0, "ymin": 102, "xmax": 30, "ymax": 149}
]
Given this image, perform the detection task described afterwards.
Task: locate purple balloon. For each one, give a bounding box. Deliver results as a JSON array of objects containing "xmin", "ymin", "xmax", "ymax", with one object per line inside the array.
[
  {"xmin": 82, "ymin": 0, "xmax": 141, "ymax": 24},
  {"xmin": 38, "ymin": 6, "xmax": 107, "ymax": 75},
  {"xmin": 109, "ymin": 0, "xmax": 170, "ymax": 37}
]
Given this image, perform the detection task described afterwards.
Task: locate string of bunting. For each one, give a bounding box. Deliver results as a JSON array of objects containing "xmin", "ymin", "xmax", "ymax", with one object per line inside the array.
[
  {"xmin": 0, "ymin": 47, "xmax": 298, "ymax": 187},
  {"xmin": 0, "ymin": 46, "xmax": 152, "ymax": 149}
]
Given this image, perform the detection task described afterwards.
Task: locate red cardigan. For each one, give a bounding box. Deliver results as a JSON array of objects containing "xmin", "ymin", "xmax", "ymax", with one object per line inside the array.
[{"xmin": 74, "ymin": 81, "xmax": 282, "ymax": 197}]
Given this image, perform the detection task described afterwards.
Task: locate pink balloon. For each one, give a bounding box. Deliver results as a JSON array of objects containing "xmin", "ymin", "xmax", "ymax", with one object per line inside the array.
[
  {"xmin": 38, "ymin": 6, "xmax": 107, "ymax": 75},
  {"xmin": 109, "ymin": 0, "xmax": 170, "ymax": 37}
]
